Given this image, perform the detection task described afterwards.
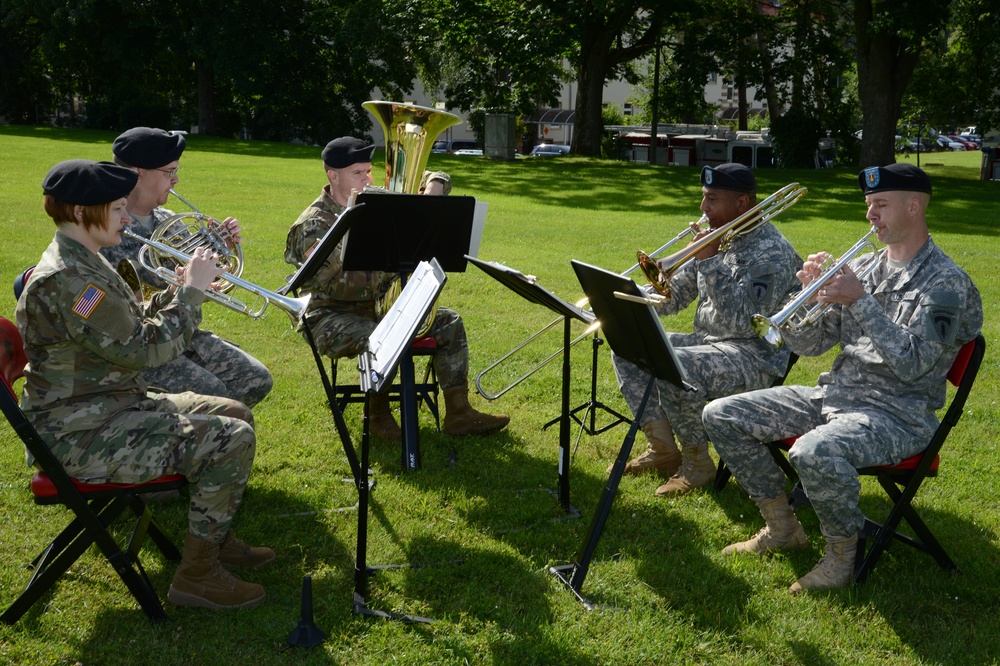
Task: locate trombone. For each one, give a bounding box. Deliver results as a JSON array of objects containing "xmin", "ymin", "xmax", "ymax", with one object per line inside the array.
[
  {"xmin": 636, "ymin": 182, "xmax": 807, "ymax": 300},
  {"xmin": 123, "ymin": 229, "xmax": 310, "ymax": 323},
  {"xmin": 473, "ymin": 217, "xmax": 704, "ymax": 401},
  {"xmin": 751, "ymin": 226, "xmax": 882, "ymax": 349}
]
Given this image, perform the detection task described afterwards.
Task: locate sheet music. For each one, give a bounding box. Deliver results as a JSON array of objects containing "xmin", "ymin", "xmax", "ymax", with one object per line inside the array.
[
  {"xmin": 360, "ymin": 259, "xmax": 447, "ymax": 393},
  {"xmin": 468, "ymin": 201, "xmax": 488, "ymax": 258}
]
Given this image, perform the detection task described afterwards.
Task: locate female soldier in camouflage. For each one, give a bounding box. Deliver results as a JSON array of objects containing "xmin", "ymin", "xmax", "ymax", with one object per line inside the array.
[{"xmin": 16, "ymin": 159, "xmax": 273, "ymax": 610}]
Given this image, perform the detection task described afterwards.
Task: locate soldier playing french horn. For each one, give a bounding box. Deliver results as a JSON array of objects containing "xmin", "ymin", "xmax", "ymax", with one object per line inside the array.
[{"xmin": 102, "ymin": 127, "xmax": 273, "ymax": 408}]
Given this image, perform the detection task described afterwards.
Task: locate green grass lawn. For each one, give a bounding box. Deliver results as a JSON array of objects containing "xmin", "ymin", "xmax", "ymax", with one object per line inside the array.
[{"xmin": 1, "ymin": 126, "xmax": 998, "ymax": 665}]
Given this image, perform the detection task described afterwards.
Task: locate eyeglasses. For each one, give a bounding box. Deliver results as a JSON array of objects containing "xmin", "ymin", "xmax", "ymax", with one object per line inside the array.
[{"xmin": 153, "ymin": 166, "xmax": 180, "ymax": 178}]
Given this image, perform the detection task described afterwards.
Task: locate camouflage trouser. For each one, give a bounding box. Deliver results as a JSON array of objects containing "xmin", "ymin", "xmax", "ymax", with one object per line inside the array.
[
  {"xmin": 702, "ymin": 384, "xmax": 928, "ymax": 537},
  {"xmin": 306, "ymin": 305, "xmax": 469, "ymax": 389},
  {"xmin": 141, "ymin": 328, "xmax": 273, "ymax": 407},
  {"xmin": 612, "ymin": 332, "xmax": 776, "ymax": 450},
  {"xmin": 51, "ymin": 392, "xmax": 257, "ymax": 543}
]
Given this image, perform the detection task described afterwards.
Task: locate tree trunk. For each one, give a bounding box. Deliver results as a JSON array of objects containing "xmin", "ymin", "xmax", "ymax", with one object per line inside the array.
[
  {"xmin": 573, "ymin": 27, "xmax": 616, "ymax": 156},
  {"xmin": 854, "ymin": 0, "xmax": 920, "ymax": 166},
  {"xmin": 196, "ymin": 61, "xmax": 217, "ymax": 136}
]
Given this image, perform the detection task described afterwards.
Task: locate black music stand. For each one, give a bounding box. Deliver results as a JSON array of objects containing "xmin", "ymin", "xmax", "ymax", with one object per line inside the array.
[
  {"xmin": 541, "ymin": 330, "xmax": 632, "ymax": 437},
  {"xmin": 467, "ymin": 256, "xmax": 594, "ymax": 514},
  {"xmin": 350, "ymin": 259, "xmax": 448, "ymax": 623},
  {"xmin": 343, "ymin": 192, "xmax": 476, "ymax": 470},
  {"xmin": 284, "ymin": 203, "xmax": 369, "ymax": 483},
  {"xmin": 549, "ymin": 260, "xmax": 693, "ymax": 610}
]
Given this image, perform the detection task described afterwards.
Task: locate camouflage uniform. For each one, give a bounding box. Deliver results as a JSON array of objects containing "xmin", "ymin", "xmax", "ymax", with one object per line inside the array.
[
  {"xmin": 613, "ymin": 221, "xmax": 801, "ymax": 450},
  {"xmin": 284, "ymin": 185, "xmax": 469, "ymax": 388},
  {"xmin": 100, "ymin": 209, "xmax": 273, "ymax": 407},
  {"xmin": 703, "ymin": 237, "xmax": 983, "ymax": 537},
  {"xmin": 17, "ymin": 232, "xmax": 257, "ymax": 543}
]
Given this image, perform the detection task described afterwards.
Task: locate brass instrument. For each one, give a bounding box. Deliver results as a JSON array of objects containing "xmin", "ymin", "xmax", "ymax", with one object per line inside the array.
[
  {"xmin": 365, "ymin": 100, "xmax": 462, "ymax": 337},
  {"xmin": 473, "ymin": 217, "xmax": 705, "ymax": 401},
  {"xmin": 122, "ymin": 229, "xmax": 310, "ymax": 322},
  {"xmin": 637, "ymin": 182, "xmax": 807, "ymax": 300},
  {"xmin": 125, "ymin": 189, "xmax": 244, "ymax": 298},
  {"xmin": 752, "ymin": 227, "xmax": 882, "ymax": 349}
]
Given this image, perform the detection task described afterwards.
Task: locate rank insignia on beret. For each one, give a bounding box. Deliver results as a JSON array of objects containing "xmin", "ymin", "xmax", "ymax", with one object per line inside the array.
[
  {"xmin": 864, "ymin": 167, "xmax": 880, "ymax": 189},
  {"xmin": 72, "ymin": 284, "xmax": 106, "ymax": 318}
]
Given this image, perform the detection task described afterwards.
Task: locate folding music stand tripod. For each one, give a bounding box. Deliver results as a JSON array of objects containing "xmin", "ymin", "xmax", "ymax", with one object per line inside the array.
[
  {"xmin": 541, "ymin": 330, "xmax": 632, "ymax": 437},
  {"xmin": 549, "ymin": 260, "xmax": 693, "ymax": 610},
  {"xmin": 352, "ymin": 259, "xmax": 448, "ymax": 622},
  {"xmin": 340, "ymin": 192, "xmax": 476, "ymax": 471},
  {"xmin": 466, "ymin": 256, "xmax": 594, "ymax": 514}
]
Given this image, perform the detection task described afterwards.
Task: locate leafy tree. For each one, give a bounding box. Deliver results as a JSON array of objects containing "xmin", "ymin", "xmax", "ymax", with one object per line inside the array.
[
  {"xmin": 394, "ymin": 0, "xmax": 569, "ymax": 121},
  {"xmin": 901, "ymin": 0, "xmax": 1000, "ymax": 135},
  {"xmin": 853, "ymin": 0, "xmax": 951, "ymax": 166}
]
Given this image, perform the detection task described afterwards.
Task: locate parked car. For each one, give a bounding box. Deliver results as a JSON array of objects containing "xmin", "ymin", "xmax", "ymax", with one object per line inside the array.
[
  {"xmin": 935, "ymin": 136, "xmax": 967, "ymax": 151},
  {"xmin": 957, "ymin": 134, "xmax": 982, "ymax": 149},
  {"xmin": 430, "ymin": 139, "xmax": 479, "ymax": 155},
  {"xmin": 452, "ymin": 148, "xmax": 483, "ymax": 156},
  {"xmin": 947, "ymin": 135, "xmax": 978, "ymax": 150},
  {"xmin": 529, "ymin": 144, "xmax": 571, "ymax": 157}
]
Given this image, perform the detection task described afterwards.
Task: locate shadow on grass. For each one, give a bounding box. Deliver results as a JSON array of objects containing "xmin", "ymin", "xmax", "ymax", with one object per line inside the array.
[
  {"xmin": 55, "ymin": 484, "xmax": 351, "ymax": 666},
  {"xmin": 714, "ymin": 474, "xmax": 1000, "ymax": 663}
]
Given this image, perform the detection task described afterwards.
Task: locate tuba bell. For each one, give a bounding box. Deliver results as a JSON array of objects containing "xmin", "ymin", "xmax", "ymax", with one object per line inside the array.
[{"xmin": 364, "ymin": 101, "xmax": 462, "ymax": 337}]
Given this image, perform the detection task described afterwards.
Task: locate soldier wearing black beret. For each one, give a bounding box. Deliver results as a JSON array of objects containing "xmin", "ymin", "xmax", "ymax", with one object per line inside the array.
[
  {"xmin": 703, "ymin": 161, "xmax": 981, "ymax": 595},
  {"xmin": 20, "ymin": 159, "xmax": 273, "ymax": 612},
  {"xmin": 284, "ymin": 136, "xmax": 510, "ymax": 440},
  {"xmin": 100, "ymin": 126, "xmax": 275, "ymax": 410},
  {"xmin": 612, "ymin": 161, "xmax": 802, "ymax": 499}
]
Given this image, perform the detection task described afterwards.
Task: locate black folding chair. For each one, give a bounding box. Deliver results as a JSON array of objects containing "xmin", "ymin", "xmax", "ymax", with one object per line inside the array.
[
  {"xmin": 329, "ymin": 336, "xmax": 441, "ymax": 430},
  {"xmin": 768, "ymin": 334, "xmax": 986, "ymax": 583},
  {"xmin": 0, "ymin": 316, "xmax": 186, "ymax": 624}
]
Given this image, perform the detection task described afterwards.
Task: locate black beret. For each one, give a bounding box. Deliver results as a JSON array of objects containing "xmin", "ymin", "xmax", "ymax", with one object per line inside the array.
[
  {"xmin": 859, "ymin": 163, "xmax": 932, "ymax": 195},
  {"xmin": 112, "ymin": 127, "xmax": 186, "ymax": 169},
  {"xmin": 42, "ymin": 159, "xmax": 138, "ymax": 205},
  {"xmin": 322, "ymin": 137, "xmax": 375, "ymax": 169},
  {"xmin": 701, "ymin": 163, "xmax": 756, "ymax": 193}
]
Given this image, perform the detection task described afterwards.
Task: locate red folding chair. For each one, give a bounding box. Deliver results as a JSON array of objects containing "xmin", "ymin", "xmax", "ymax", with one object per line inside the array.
[
  {"xmin": 0, "ymin": 316, "xmax": 186, "ymax": 624},
  {"xmin": 767, "ymin": 334, "xmax": 985, "ymax": 583}
]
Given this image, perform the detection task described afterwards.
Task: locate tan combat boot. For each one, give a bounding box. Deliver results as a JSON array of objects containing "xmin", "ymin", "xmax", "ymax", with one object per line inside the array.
[
  {"xmin": 607, "ymin": 420, "xmax": 682, "ymax": 477},
  {"xmin": 788, "ymin": 528, "xmax": 858, "ymax": 594},
  {"xmin": 654, "ymin": 443, "xmax": 717, "ymax": 497},
  {"xmin": 168, "ymin": 532, "xmax": 267, "ymax": 609},
  {"xmin": 722, "ymin": 495, "xmax": 809, "ymax": 555},
  {"xmin": 442, "ymin": 383, "xmax": 510, "ymax": 436},
  {"xmin": 219, "ymin": 531, "xmax": 276, "ymax": 569},
  {"xmin": 369, "ymin": 393, "xmax": 401, "ymax": 441}
]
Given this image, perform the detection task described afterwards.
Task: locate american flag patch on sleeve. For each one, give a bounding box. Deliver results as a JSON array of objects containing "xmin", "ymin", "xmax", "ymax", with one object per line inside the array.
[{"xmin": 72, "ymin": 284, "xmax": 106, "ymax": 318}]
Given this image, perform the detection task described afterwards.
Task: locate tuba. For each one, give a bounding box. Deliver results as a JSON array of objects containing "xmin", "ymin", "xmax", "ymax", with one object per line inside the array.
[{"xmin": 365, "ymin": 101, "xmax": 462, "ymax": 337}]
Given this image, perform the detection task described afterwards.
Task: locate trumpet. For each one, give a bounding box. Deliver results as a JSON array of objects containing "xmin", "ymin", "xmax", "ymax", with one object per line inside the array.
[
  {"xmin": 637, "ymin": 182, "xmax": 807, "ymax": 300},
  {"xmin": 473, "ymin": 217, "xmax": 703, "ymax": 401},
  {"xmin": 123, "ymin": 229, "xmax": 310, "ymax": 323},
  {"xmin": 751, "ymin": 227, "xmax": 882, "ymax": 349}
]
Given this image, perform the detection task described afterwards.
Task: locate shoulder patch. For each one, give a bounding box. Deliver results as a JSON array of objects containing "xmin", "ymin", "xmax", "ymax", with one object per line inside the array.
[{"xmin": 72, "ymin": 284, "xmax": 106, "ymax": 318}]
